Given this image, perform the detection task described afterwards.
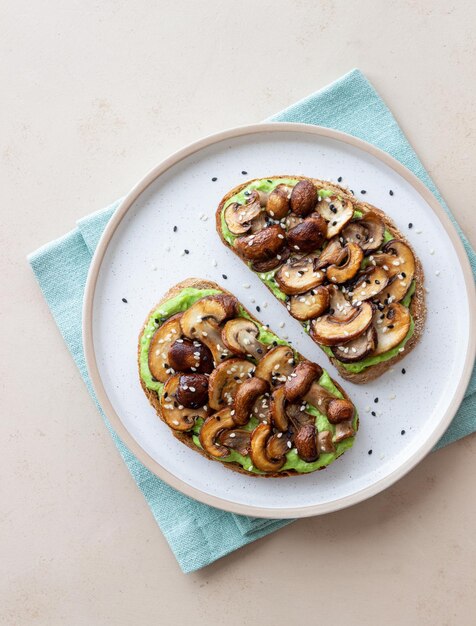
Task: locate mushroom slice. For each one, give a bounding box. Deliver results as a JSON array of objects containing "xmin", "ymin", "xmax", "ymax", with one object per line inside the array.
[
  {"xmin": 310, "ymin": 301, "xmax": 373, "ymax": 346},
  {"xmin": 351, "ymin": 267, "xmax": 389, "ymax": 304},
  {"xmin": 148, "ymin": 314, "xmax": 183, "ymax": 383},
  {"xmin": 255, "ymin": 345, "xmax": 295, "ymax": 386},
  {"xmin": 289, "ymin": 286, "xmax": 330, "ymax": 321},
  {"xmin": 176, "ymin": 373, "xmax": 209, "ymax": 409},
  {"xmin": 331, "ymin": 325, "xmax": 378, "ymax": 363},
  {"xmin": 318, "ymin": 196, "xmax": 354, "ymax": 238},
  {"xmin": 290, "ymin": 179, "xmax": 317, "ymax": 216},
  {"xmin": 287, "ymin": 215, "xmax": 327, "ymax": 254},
  {"xmin": 234, "ymin": 377, "xmax": 270, "ymax": 425},
  {"xmin": 294, "ymin": 424, "xmax": 319, "ymax": 462},
  {"xmin": 372, "ymin": 239, "xmax": 415, "ymax": 284},
  {"xmin": 251, "ymin": 393, "xmax": 271, "ymax": 422},
  {"xmin": 207, "ymin": 358, "xmax": 256, "ymax": 410},
  {"xmin": 326, "ymin": 243, "xmax": 364, "ymax": 284},
  {"xmin": 372, "ymin": 303, "xmax": 411, "ymax": 356},
  {"xmin": 342, "ymin": 212, "xmax": 385, "ymax": 252},
  {"xmin": 160, "ymin": 374, "xmax": 207, "ymax": 431},
  {"xmin": 217, "ymin": 428, "xmax": 252, "ymax": 456},
  {"xmin": 266, "ymin": 432, "xmax": 293, "ymax": 460},
  {"xmin": 249, "ymin": 211, "xmax": 268, "ymax": 234},
  {"xmin": 269, "ymin": 385, "xmax": 288, "ymax": 431},
  {"xmin": 315, "ymin": 236, "xmax": 347, "ymax": 269},
  {"xmin": 275, "ymin": 253, "xmax": 325, "ymax": 295},
  {"xmin": 327, "ymin": 284, "xmax": 354, "ymax": 319},
  {"xmin": 180, "ymin": 295, "xmax": 238, "ymax": 365},
  {"xmin": 221, "ymin": 318, "xmax": 267, "ymax": 360},
  {"xmin": 199, "ymin": 408, "xmax": 236, "ymax": 458},
  {"xmin": 252, "ymin": 247, "xmax": 290, "ymax": 272},
  {"xmin": 234, "ymin": 225, "xmax": 286, "ymax": 262},
  {"xmin": 266, "ymin": 184, "xmax": 291, "ymax": 219},
  {"xmin": 317, "ymin": 431, "xmax": 335, "ymax": 454},
  {"xmin": 303, "ymin": 381, "xmax": 336, "ymax": 414},
  {"xmin": 167, "ymin": 338, "xmax": 214, "ymax": 374},
  {"xmin": 284, "ymin": 361, "xmax": 323, "ymax": 403},
  {"xmin": 224, "ymin": 195, "xmax": 262, "ymax": 235},
  {"xmin": 334, "ymin": 421, "xmax": 355, "ymax": 443},
  {"xmin": 250, "ymin": 423, "xmax": 286, "ymax": 472},
  {"xmin": 286, "ymin": 403, "xmax": 315, "ymax": 427}
]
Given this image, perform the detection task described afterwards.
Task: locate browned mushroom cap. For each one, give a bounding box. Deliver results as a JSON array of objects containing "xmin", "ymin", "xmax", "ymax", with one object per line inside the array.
[
  {"xmin": 252, "ymin": 247, "xmax": 291, "ymax": 272},
  {"xmin": 372, "ymin": 303, "xmax": 411, "ymax": 355},
  {"xmin": 217, "ymin": 428, "xmax": 252, "ymax": 456},
  {"xmin": 287, "ymin": 215, "xmax": 327, "ymax": 254},
  {"xmin": 326, "ymin": 243, "xmax": 364, "ymax": 284},
  {"xmin": 318, "ymin": 196, "xmax": 354, "ymax": 238},
  {"xmin": 350, "ymin": 266, "xmax": 389, "ymax": 304},
  {"xmin": 275, "ymin": 253, "xmax": 325, "ymax": 295},
  {"xmin": 331, "ymin": 324, "xmax": 377, "ymax": 362},
  {"xmin": 221, "ymin": 318, "xmax": 267, "ymax": 360},
  {"xmin": 334, "ymin": 420, "xmax": 355, "ymax": 442},
  {"xmin": 317, "ymin": 431, "xmax": 335, "ymax": 453},
  {"xmin": 269, "ymin": 385, "xmax": 288, "ymax": 431},
  {"xmin": 310, "ymin": 301, "xmax": 373, "ymax": 346},
  {"xmin": 290, "ymin": 180, "xmax": 317, "ymax": 216},
  {"xmin": 254, "ymin": 345, "xmax": 295, "ymax": 386},
  {"xmin": 167, "ymin": 338, "xmax": 214, "ymax": 374},
  {"xmin": 180, "ymin": 295, "xmax": 238, "ymax": 365},
  {"xmin": 266, "ymin": 431, "xmax": 293, "ymax": 460},
  {"xmin": 160, "ymin": 374, "xmax": 207, "ymax": 431},
  {"xmin": 199, "ymin": 407, "xmax": 236, "ymax": 458},
  {"xmin": 294, "ymin": 424, "xmax": 319, "ymax": 462},
  {"xmin": 266, "ymin": 184, "xmax": 291, "ymax": 219},
  {"xmin": 207, "ymin": 358, "xmax": 256, "ymax": 410},
  {"xmin": 234, "ymin": 377, "xmax": 270, "ymax": 425},
  {"xmin": 315, "ymin": 236, "xmax": 347, "ymax": 269},
  {"xmin": 148, "ymin": 314, "xmax": 183, "ymax": 383},
  {"xmin": 284, "ymin": 361, "xmax": 322, "ymax": 403},
  {"xmin": 342, "ymin": 212, "xmax": 385, "ymax": 252},
  {"xmin": 250, "ymin": 423, "xmax": 286, "ymax": 472},
  {"xmin": 224, "ymin": 194, "xmax": 262, "ymax": 235},
  {"xmin": 234, "ymin": 224, "xmax": 286, "ymax": 262},
  {"xmin": 176, "ymin": 373, "xmax": 209, "ymax": 408},
  {"xmin": 327, "ymin": 399, "xmax": 355, "ymax": 424},
  {"xmin": 374, "ymin": 240, "xmax": 416, "ymax": 304},
  {"xmin": 289, "ymin": 285, "xmax": 330, "ymax": 321}
]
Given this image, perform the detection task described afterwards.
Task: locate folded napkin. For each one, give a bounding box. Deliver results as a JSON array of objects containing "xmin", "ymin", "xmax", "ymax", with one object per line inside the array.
[{"xmin": 29, "ymin": 69, "xmax": 476, "ymax": 573}]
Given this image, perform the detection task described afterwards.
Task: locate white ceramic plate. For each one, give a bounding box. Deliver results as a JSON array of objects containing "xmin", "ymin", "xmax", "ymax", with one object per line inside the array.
[{"xmin": 83, "ymin": 123, "xmax": 475, "ymax": 518}]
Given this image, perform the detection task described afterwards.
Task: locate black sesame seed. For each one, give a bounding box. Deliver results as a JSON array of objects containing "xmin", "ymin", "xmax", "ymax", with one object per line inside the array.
[
  {"xmin": 155, "ymin": 318, "xmax": 161, "ymax": 324},
  {"xmin": 173, "ymin": 225, "xmax": 178, "ymax": 232},
  {"xmin": 401, "ymin": 429, "xmax": 406, "ymax": 435},
  {"xmin": 371, "ymin": 411, "xmax": 376, "ymax": 416},
  {"xmin": 244, "ymin": 190, "xmax": 250, "ymax": 196},
  {"xmin": 350, "ymin": 189, "xmax": 355, "ymax": 194},
  {"xmin": 267, "ymin": 180, "xmax": 272, "ymax": 184},
  {"xmin": 361, "ymin": 190, "xmax": 367, "ymax": 194},
  {"xmin": 401, "ymin": 272, "xmax": 406, "ymax": 278},
  {"xmin": 184, "ymin": 249, "xmax": 189, "ymax": 254},
  {"xmin": 220, "ymin": 354, "xmax": 226, "ymax": 359},
  {"xmin": 401, "ymin": 368, "xmax": 406, "ymax": 374},
  {"xmin": 122, "ymin": 297, "xmax": 128, "ymax": 303},
  {"xmin": 329, "ymin": 308, "xmax": 335, "ymax": 315},
  {"xmin": 273, "ymin": 341, "xmax": 278, "ymax": 346},
  {"xmin": 389, "ymin": 190, "xmax": 394, "ymax": 196},
  {"xmin": 408, "ymin": 222, "xmax": 413, "ymax": 229},
  {"xmin": 388, "ymin": 324, "xmax": 394, "ymax": 329},
  {"xmin": 257, "ymin": 348, "xmax": 263, "ymax": 355},
  {"xmin": 332, "ymin": 220, "xmax": 337, "ymax": 226},
  {"xmin": 241, "ymin": 170, "xmax": 247, "ymax": 175},
  {"xmin": 256, "ymin": 306, "xmax": 261, "ymax": 312},
  {"xmin": 222, "ymin": 274, "xmax": 227, "ymax": 279},
  {"xmin": 338, "ymin": 176, "xmax": 343, "ymax": 183},
  {"xmin": 151, "ymin": 376, "xmax": 159, "ymax": 383},
  {"xmin": 368, "ymin": 449, "xmax": 373, "ymax": 455},
  {"xmin": 374, "ymin": 397, "xmax": 379, "ymax": 403},
  {"xmin": 375, "ymin": 279, "xmax": 380, "ymax": 285},
  {"xmin": 234, "ymin": 376, "xmax": 240, "ymax": 381},
  {"xmin": 211, "ymin": 177, "xmax": 217, "ymax": 182}
]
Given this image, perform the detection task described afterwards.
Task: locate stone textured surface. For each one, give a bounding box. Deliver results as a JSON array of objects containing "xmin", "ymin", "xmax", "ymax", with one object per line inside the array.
[{"xmin": 1, "ymin": 1, "xmax": 475, "ymax": 624}]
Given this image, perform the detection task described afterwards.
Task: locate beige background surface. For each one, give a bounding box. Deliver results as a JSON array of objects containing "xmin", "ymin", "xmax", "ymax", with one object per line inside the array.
[{"xmin": 1, "ymin": 1, "xmax": 475, "ymax": 624}]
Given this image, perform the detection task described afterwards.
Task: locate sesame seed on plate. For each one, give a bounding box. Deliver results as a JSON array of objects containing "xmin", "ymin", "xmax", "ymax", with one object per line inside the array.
[{"xmin": 435, "ymin": 270, "xmax": 440, "ymax": 276}]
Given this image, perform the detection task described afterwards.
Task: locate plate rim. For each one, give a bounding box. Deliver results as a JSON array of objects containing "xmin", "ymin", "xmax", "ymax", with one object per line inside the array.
[{"xmin": 82, "ymin": 122, "xmax": 476, "ymax": 519}]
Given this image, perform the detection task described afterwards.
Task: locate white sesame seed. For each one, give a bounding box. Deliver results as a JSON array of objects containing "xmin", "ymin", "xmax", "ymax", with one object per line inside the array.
[
  {"xmin": 173, "ymin": 420, "xmax": 179, "ymax": 426},
  {"xmin": 242, "ymin": 283, "xmax": 250, "ymax": 289},
  {"xmin": 212, "ymin": 259, "xmax": 217, "ymax": 267},
  {"xmin": 180, "ymin": 250, "xmax": 186, "ymax": 256},
  {"xmin": 429, "ymin": 249, "xmax": 435, "ymax": 255},
  {"xmin": 287, "ymin": 441, "xmax": 292, "ymax": 449},
  {"xmin": 389, "ymin": 394, "xmax": 396, "ymax": 400},
  {"xmin": 230, "ymin": 432, "xmax": 236, "ymax": 438},
  {"xmin": 435, "ymin": 270, "xmax": 440, "ymax": 276},
  {"xmin": 365, "ymin": 406, "xmax": 371, "ymax": 413},
  {"xmin": 416, "ymin": 229, "xmax": 422, "ymax": 234}
]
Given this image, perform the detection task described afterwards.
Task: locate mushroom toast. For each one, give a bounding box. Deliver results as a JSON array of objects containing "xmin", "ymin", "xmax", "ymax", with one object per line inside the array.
[
  {"xmin": 138, "ymin": 279, "xmax": 358, "ymax": 477},
  {"xmin": 216, "ymin": 176, "xmax": 426, "ymax": 383}
]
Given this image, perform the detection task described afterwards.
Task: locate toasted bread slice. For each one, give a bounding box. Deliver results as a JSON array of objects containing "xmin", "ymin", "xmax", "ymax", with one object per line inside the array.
[
  {"xmin": 215, "ymin": 177, "xmax": 426, "ymax": 383},
  {"xmin": 138, "ymin": 278, "xmax": 358, "ymax": 477}
]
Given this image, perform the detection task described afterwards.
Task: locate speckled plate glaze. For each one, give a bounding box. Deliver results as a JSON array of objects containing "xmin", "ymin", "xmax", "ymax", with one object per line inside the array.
[{"xmin": 83, "ymin": 123, "xmax": 475, "ymax": 518}]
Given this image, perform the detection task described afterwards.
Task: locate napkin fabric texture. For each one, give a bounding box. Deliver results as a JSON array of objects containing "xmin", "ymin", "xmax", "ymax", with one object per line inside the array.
[{"xmin": 29, "ymin": 69, "xmax": 476, "ymax": 573}]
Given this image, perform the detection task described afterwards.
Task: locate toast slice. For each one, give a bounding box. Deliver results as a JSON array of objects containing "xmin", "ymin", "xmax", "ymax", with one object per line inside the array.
[
  {"xmin": 215, "ymin": 176, "xmax": 426, "ymax": 383},
  {"xmin": 138, "ymin": 278, "xmax": 358, "ymax": 477}
]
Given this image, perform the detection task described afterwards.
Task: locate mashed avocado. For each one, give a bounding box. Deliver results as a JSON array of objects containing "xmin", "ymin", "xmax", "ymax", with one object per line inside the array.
[{"xmin": 140, "ymin": 287, "xmax": 358, "ymax": 475}]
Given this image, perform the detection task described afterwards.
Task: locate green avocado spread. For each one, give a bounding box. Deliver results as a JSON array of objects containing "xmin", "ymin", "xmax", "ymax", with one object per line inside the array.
[
  {"xmin": 140, "ymin": 288, "xmax": 358, "ymax": 475},
  {"xmin": 220, "ymin": 178, "xmax": 417, "ymax": 373}
]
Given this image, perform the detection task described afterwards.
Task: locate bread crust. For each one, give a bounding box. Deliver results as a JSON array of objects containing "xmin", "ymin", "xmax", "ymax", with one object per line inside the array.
[
  {"xmin": 138, "ymin": 278, "xmax": 357, "ymax": 478},
  {"xmin": 215, "ymin": 177, "xmax": 426, "ymax": 384}
]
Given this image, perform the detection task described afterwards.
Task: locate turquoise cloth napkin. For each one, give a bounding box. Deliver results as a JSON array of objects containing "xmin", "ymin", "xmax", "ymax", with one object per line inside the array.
[{"xmin": 29, "ymin": 69, "xmax": 476, "ymax": 573}]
